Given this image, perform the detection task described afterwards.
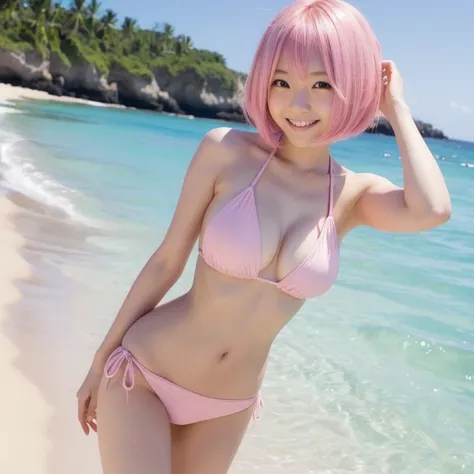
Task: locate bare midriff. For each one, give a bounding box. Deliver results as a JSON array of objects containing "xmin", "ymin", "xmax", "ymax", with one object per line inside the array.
[{"xmin": 122, "ymin": 256, "xmax": 305, "ymax": 399}]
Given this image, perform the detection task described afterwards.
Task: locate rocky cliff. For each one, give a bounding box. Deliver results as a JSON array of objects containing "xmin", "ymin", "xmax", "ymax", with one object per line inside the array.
[
  {"xmin": 0, "ymin": 48, "xmax": 243, "ymax": 117},
  {"xmin": 367, "ymin": 116, "xmax": 447, "ymax": 140},
  {"xmin": 0, "ymin": 49, "xmax": 447, "ymax": 140}
]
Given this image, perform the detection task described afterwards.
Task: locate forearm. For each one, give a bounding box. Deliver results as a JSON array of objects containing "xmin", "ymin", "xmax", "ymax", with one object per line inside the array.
[
  {"xmin": 93, "ymin": 256, "xmax": 180, "ymax": 363},
  {"xmin": 388, "ymin": 102, "xmax": 451, "ymax": 215}
]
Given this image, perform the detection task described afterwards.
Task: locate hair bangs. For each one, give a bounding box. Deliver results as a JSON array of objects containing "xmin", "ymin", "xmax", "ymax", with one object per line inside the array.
[{"xmin": 280, "ymin": 9, "xmax": 346, "ymax": 102}]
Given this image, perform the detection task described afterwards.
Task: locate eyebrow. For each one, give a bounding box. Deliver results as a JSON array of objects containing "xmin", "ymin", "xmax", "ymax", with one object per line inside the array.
[{"xmin": 274, "ymin": 68, "xmax": 328, "ymax": 76}]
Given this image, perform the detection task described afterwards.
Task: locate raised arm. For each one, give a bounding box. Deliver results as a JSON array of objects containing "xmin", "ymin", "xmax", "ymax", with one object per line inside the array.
[
  {"xmin": 353, "ymin": 61, "xmax": 451, "ymax": 233},
  {"xmin": 94, "ymin": 127, "xmax": 230, "ymax": 362}
]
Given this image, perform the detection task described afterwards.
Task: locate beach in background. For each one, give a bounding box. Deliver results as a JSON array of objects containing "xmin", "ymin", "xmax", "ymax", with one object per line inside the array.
[{"xmin": 1, "ymin": 86, "xmax": 473, "ymax": 474}]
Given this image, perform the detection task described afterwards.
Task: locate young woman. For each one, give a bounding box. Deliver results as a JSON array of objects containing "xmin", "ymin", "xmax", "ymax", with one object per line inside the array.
[{"xmin": 76, "ymin": 1, "xmax": 451, "ymax": 472}]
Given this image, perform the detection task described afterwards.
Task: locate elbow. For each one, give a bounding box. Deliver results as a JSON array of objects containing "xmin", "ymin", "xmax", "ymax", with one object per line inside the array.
[
  {"xmin": 434, "ymin": 198, "xmax": 452, "ymax": 222},
  {"xmin": 426, "ymin": 203, "xmax": 452, "ymax": 226}
]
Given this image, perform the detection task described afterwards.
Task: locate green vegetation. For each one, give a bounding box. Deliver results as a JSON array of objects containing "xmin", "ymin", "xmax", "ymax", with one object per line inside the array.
[{"xmin": 0, "ymin": 0, "xmax": 238, "ymax": 88}]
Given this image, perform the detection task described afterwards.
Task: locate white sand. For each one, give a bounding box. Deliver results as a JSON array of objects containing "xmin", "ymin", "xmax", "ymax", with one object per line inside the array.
[
  {"xmin": 0, "ymin": 82, "xmax": 105, "ymax": 472},
  {"xmin": 0, "ymin": 198, "xmax": 103, "ymax": 474},
  {"xmin": 0, "ymin": 82, "xmax": 124, "ymax": 107},
  {"xmin": 0, "ymin": 198, "xmax": 53, "ymax": 473}
]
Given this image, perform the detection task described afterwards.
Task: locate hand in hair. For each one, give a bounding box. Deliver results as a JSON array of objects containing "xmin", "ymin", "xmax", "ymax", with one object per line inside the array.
[{"xmin": 379, "ymin": 60, "xmax": 406, "ymax": 119}]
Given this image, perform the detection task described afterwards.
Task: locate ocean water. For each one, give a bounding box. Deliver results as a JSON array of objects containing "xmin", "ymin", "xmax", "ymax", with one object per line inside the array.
[{"xmin": 1, "ymin": 98, "xmax": 473, "ymax": 473}]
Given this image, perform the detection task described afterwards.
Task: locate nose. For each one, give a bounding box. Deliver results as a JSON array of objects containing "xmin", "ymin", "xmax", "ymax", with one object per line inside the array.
[{"xmin": 290, "ymin": 88, "xmax": 311, "ymax": 112}]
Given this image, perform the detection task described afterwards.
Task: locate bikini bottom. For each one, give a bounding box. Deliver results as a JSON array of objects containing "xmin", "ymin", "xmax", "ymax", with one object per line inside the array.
[{"xmin": 104, "ymin": 346, "xmax": 264, "ymax": 425}]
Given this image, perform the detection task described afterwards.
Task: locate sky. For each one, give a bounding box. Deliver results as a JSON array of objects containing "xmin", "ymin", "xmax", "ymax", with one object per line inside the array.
[{"xmin": 99, "ymin": 0, "xmax": 474, "ymax": 142}]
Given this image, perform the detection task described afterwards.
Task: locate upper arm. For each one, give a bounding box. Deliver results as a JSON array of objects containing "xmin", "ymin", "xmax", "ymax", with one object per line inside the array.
[
  {"xmin": 153, "ymin": 127, "xmax": 232, "ymax": 272},
  {"xmin": 353, "ymin": 173, "xmax": 448, "ymax": 233}
]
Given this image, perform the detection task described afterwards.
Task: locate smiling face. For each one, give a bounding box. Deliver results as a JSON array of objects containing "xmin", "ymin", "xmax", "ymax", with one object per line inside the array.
[
  {"xmin": 267, "ymin": 48, "xmax": 335, "ymax": 148},
  {"xmin": 243, "ymin": 1, "xmax": 383, "ymax": 150}
]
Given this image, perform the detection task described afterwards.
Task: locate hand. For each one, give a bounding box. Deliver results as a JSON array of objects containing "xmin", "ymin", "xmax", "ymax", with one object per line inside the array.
[
  {"xmin": 379, "ymin": 60, "xmax": 408, "ymax": 120},
  {"xmin": 76, "ymin": 359, "xmax": 104, "ymax": 435}
]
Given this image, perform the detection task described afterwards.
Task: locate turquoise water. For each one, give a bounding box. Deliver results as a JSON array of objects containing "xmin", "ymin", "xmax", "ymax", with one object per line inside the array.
[{"xmin": 1, "ymin": 99, "xmax": 473, "ymax": 473}]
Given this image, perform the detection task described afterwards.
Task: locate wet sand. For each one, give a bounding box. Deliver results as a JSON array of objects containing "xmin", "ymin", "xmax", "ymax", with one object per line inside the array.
[
  {"xmin": 0, "ymin": 194, "xmax": 103, "ymax": 473},
  {"xmin": 0, "ymin": 80, "xmax": 123, "ymax": 471}
]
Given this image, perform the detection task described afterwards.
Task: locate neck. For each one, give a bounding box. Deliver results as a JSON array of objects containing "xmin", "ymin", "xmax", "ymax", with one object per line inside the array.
[{"xmin": 275, "ymin": 137, "xmax": 331, "ymax": 174}]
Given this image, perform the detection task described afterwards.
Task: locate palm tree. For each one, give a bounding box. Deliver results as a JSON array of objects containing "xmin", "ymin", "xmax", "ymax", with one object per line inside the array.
[
  {"xmin": 121, "ymin": 16, "xmax": 137, "ymax": 37},
  {"xmin": 24, "ymin": 0, "xmax": 53, "ymax": 49},
  {"xmin": 0, "ymin": 0, "xmax": 23, "ymax": 26},
  {"xmin": 0, "ymin": 0, "xmax": 20, "ymax": 12},
  {"xmin": 174, "ymin": 34, "xmax": 193, "ymax": 55},
  {"xmin": 86, "ymin": 0, "xmax": 101, "ymax": 36},
  {"xmin": 68, "ymin": 0, "xmax": 87, "ymax": 36},
  {"xmin": 97, "ymin": 8, "xmax": 116, "ymax": 51},
  {"xmin": 0, "ymin": 0, "xmax": 23, "ymax": 13},
  {"xmin": 181, "ymin": 35, "xmax": 193, "ymax": 53},
  {"xmin": 163, "ymin": 22, "xmax": 174, "ymax": 38},
  {"xmin": 161, "ymin": 22, "xmax": 175, "ymax": 54},
  {"xmin": 100, "ymin": 8, "xmax": 116, "ymax": 30}
]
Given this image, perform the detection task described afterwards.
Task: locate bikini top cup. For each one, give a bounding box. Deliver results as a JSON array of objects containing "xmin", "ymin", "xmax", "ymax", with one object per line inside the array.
[{"xmin": 198, "ymin": 149, "xmax": 339, "ymax": 299}]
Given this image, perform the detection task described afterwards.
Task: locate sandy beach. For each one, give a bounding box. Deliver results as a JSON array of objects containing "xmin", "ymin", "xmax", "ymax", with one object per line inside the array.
[
  {"xmin": 0, "ymin": 197, "xmax": 52, "ymax": 473},
  {"xmin": 0, "ymin": 82, "xmax": 124, "ymax": 107},
  {"xmin": 0, "ymin": 83, "xmax": 53, "ymax": 472},
  {"xmin": 0, "ymin": 199, "xmax": 102, "ymax": 474},
  {"xmin": 0, "ymin": 84, "xmax": 103, "ymax": 473}
]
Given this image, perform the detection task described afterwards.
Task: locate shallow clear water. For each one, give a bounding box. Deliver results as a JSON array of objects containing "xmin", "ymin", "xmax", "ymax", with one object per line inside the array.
[{"xmin": 1, "ymin": 99, "xmax": 473, "ymax": 473}]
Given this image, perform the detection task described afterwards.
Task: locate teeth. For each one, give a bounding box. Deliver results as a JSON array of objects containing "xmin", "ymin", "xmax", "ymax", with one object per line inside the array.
[{"xmin": 288, "ymin": 119, "xmax": 317, "ymax": 127}]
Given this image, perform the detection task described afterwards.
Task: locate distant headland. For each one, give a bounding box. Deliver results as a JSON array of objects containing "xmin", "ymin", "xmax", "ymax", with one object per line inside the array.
[{"xmin": 0, "ymin": 1, "xmax": 447, "ymax": 139}]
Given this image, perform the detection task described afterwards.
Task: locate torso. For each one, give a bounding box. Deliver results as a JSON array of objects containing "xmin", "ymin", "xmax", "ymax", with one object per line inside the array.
[{"xmin": 122, "ymin": 128, "xmax": 367, "ymax": 399}]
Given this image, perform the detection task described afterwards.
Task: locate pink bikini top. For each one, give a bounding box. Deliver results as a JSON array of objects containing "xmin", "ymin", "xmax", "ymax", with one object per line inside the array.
[{"xmin": 198, "ymin": 149, "xmax": 339, "ymax": 300}]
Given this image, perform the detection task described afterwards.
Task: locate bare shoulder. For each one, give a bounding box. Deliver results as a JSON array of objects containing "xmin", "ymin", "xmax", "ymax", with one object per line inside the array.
[
  {"xmin": 197, "ymin": 126, "xmax": 255, "ymax": 168},
  {"xmin": 201, "ymin": 126, "xmax": 254, "ymax": 154}
]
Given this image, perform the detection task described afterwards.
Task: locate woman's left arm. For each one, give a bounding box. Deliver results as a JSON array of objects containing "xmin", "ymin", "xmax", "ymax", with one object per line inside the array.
[{"xmin": 355, "ymin": 61, "xmax": 452, "ymax": 233}]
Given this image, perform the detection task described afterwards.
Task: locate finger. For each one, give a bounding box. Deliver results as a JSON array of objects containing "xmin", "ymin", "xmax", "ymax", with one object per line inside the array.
[
  {"xmin": 86, "ymin": 394, "xmax": 96, "ymax": 419},
  {"xmin": 86, "ymin": 394, "xmax": 98, "ymax": 431},
  {"xmin": 88, "ymin": 418, "xmax": 98, "ymax": 433},
  {"xmin": 382, "ymin": 61, "xmax": 394, "ymax": 76},
  {"xmin": 77, "ymin": 395, "xmax": 90, "ymax": 435}
]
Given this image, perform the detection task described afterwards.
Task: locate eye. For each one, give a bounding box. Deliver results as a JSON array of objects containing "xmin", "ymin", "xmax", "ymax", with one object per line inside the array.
[
  {"xmin": 272, "ymin": 79, "xmax": 289, "ymax": 88},
  {"xmin": 314, "ymin": 81, "xmax": 332, "ymax": 89}
]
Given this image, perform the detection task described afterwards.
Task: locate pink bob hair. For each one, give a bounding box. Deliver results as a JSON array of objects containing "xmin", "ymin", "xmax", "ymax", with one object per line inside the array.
[{"xmin": 242, "ymin": 0, "xmax": 383, "ymax": 149}]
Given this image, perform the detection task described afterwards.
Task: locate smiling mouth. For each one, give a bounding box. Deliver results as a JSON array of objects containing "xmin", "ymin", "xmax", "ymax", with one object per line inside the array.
[{"xmin": 286, "ymin": 118, "xmax": 319, "ymax": 129}]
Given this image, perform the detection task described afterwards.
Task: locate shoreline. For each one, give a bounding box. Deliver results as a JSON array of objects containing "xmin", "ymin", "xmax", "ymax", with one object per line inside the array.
[
  {"xmin": 0, "ymin": 82, "xmax": 196, "ymax": 121},
  {"xmin": 0, "ymin": 196, "xmax": 53, "ymax": 473},
  {"xmin": 0, "ymin": 191, "xmax": 103, "ymax": 473},
  {"xmin": 0, "ymin": 82, "xmax": 126, "ymax": 108},
  {"xmin": 0, "ymin": 91, "xmax": 106, "ymax": 472}
]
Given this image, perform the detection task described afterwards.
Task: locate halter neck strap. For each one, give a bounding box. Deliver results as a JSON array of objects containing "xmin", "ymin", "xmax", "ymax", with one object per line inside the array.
[
  {"xmin": 250, "ymin": 148, "xmax": 277, "ymax": 187},
  {"xmin": 328, "ymin": 157, "xmax": 334, "ymax": 216}
]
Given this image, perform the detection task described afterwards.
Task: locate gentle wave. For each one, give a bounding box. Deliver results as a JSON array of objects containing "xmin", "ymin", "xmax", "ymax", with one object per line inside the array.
[{"xmin": 0, "ymin": 129, "xmax": 99, "ymax": 227}]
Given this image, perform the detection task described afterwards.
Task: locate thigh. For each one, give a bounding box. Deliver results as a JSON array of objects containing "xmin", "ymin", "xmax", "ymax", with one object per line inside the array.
[
  {"xmin": 96, "ymin": 364, "xmax": 172, "ymax": 474},
  {"xmin": 171, "ymin": 405, "xmax": 255, "ymax": 474}
]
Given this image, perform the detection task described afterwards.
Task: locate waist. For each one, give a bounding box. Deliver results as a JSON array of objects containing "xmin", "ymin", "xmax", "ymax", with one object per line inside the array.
[{"xmin": 122, "ymin": 299, "xmax": 271, "ymax": 399}]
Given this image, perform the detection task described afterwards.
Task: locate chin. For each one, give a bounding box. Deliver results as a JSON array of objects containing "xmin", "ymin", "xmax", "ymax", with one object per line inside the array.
[{"xmin": 282, "ymin": 131, "xmax": 324, "ymax": 148}]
